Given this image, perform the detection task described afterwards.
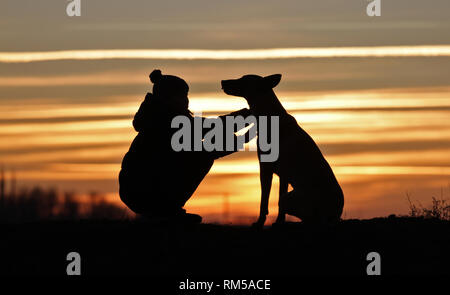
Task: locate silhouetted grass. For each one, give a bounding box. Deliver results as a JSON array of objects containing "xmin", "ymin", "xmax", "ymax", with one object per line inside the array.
[{"xmin": 407, "ymin": 188, "xmax": 450, "ymax": 220}]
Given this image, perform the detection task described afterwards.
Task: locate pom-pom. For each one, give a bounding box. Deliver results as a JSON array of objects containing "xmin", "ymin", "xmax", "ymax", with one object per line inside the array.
[{"xmin": 149, "ymin": 69, "xmax": 162, "ymax": 84}]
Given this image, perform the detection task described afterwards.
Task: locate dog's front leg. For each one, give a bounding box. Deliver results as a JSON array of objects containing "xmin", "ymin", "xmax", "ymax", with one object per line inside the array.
[
  {"xmin": 275, "ymin": 177, "xmax": 288, "ymax": 224},
  {"xmin": 253, "ymin": 161, "xmax": 273, "ymax": 228}
]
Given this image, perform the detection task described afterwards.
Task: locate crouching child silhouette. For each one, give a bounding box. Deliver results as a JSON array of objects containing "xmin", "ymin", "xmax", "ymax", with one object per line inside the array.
[{"xmin": 119, "ymin": 70, "xmax": 255, "ymax": 223}]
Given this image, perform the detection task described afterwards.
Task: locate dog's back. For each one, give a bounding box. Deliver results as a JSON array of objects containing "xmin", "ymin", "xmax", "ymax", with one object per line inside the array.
[
  {"xmin": 274, "ymin": 112, "xmax": 344, "ymax": 220},
  {"xmin": 249, "ymin": 92, "xmax": 344, "ymax": 221}
]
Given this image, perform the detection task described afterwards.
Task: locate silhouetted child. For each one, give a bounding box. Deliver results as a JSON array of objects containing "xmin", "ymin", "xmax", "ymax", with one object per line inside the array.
[{"xmin": 119, "ymin": 70, "xmax": 255, "ymax": 223}]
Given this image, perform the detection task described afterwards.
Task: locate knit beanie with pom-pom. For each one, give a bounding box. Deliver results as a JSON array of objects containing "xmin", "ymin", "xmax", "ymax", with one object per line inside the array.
[{"xmin": 149, "ymin": 69, "xmax": 189, "ymax": 99}]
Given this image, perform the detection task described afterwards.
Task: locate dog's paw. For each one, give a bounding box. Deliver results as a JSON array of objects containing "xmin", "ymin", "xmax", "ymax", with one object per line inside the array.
[
  {"xmin": 251, "ymin": 222, "xmax": 264, "ymax": 230},
  {"xmin": 251, "ymin": 218, "xmax": 266, "ymax": 230},
  {"xmin": 272, "ymin": 221, "xmax": 286, "ymax": 228}
]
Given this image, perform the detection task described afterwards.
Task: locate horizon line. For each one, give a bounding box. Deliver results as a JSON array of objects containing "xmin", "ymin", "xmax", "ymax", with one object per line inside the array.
[{"xmin": 1, "ymin": 45, "xmax": 450, "ymax": 63}]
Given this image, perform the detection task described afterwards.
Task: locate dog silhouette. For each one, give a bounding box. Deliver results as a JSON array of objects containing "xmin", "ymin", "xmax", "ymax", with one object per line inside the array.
[{"xmin": 221, "ymin": 74, "xmax": 344, "ymax": 227}]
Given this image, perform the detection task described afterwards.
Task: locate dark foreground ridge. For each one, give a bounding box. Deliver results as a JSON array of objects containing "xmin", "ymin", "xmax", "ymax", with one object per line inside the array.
[{"xmin": 1, "ymin": 216, "xmax": 449, "ymax": 276}]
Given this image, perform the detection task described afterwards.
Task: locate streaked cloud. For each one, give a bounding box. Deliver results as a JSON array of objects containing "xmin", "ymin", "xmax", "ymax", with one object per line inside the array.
[{"xmin": 2, "ymin": 45, "xmax": 450, "ymax": 63}]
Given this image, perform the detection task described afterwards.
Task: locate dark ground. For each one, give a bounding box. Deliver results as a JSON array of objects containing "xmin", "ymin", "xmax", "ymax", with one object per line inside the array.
[{"xmin": 1, "ymin": 216, "xmax": 449, "ymax": 276}]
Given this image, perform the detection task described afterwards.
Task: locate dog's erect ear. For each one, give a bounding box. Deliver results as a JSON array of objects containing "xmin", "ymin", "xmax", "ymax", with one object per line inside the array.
[{"xmin": 263, "ymin": 74, "xmax": 282, "ymax": 88}]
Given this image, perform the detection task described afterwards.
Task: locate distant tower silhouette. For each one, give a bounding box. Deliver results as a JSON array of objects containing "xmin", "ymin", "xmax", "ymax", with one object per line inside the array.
[
  {"xmin": 223, "ymin": 192, "xmax": 230, "ymax": 224},
  {"xmin": 0, "ymin": 166, "xmax": 5, "ymax": 210},
  {"xmin": 10, "ymin": 169, "xmax": 16, "ymax": 198}
]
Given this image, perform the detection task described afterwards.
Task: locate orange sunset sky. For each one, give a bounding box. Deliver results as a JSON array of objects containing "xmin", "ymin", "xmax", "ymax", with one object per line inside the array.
[{"xmin": 1, "ymin": 0, "xmax": 450, "ymax": 223}]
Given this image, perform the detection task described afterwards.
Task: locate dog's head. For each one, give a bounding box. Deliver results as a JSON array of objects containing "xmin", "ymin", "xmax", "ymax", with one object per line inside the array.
[{"xmin": 221, "ymin": 74, "xmax": 281, "ymax": 98}]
